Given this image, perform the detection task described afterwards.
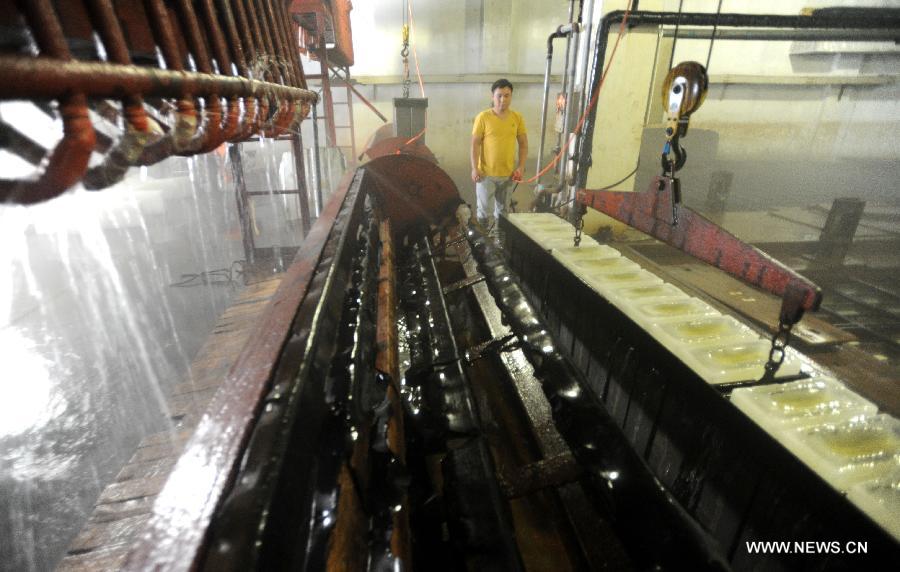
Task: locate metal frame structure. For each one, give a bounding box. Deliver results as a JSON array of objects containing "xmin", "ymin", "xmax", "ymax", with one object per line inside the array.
[{"xmin": 0, "ymin": 0, "xmax": 318, "ymax": 205}]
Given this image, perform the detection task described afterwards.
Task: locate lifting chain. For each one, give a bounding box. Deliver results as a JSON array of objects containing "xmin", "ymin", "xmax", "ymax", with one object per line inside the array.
[
  {"xmin": 761, "ymin": 317, "xmax": 794, "ymax": 381},
  {"xmin": 401, "ymin": 24, "xmax": 411, "ymax": 99},
  {"xmin": 573, "ymin": 205, "xmax": 585, "ymax": 247}
]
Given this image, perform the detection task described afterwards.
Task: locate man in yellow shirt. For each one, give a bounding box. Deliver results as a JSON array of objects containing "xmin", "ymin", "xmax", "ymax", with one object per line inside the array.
[{"xmin": 471, "ymin": 79, "xmax": 528, "ymax": 223}]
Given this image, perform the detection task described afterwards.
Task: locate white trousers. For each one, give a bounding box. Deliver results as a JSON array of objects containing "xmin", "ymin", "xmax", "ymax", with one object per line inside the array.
[{"xmin": 475, "ymin": 176, "xmax": 513, "ymax": 222}]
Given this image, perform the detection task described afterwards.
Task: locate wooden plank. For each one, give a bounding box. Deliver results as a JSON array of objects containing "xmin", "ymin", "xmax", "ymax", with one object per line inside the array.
[
  {"xmin": 114, "ymin": 457, "xmax": 176, "ymax": 483},
  {"xmin": 136, "ymin": 429, "xmax": 193, "ymax": 449},
  {"xmin": 97, "ymin": 475, "xmax": 169, "ymax": 505},
  {"xmin": 663, "ymin": 263, "xmax": 856, "ymax": 347},
  {"xmin": 165, "ymin": 387, "xmax": 219, "ymax": 421},
  {"xmin": 90, "ymin": 497, "xmax": 158, "ymax": 524},
  {"xmin": 128, "ymin": 441, "xmax": 184, "ymax": 464},
  {"xmin": 67, "ymin": 514, "xmax": 151, "ymax": 554},
  {"xmin": 57, "ymin": 543, "xmax": 131, "ymax": 571}
]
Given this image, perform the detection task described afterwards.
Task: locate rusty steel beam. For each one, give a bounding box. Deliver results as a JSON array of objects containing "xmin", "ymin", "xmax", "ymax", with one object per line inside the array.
[
  {"xmin": 329, "ymin": 65, "xmax": 389, "ymax": 123},
  {"xmin": 577, "ymin": 177, "xmax": 823, "ymax": 318}
]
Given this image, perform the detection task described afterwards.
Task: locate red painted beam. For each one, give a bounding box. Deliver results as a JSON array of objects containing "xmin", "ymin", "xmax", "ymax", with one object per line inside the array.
[{"xmin": 578, "ymin": 175, "xmax": 822, "ymax": 318}]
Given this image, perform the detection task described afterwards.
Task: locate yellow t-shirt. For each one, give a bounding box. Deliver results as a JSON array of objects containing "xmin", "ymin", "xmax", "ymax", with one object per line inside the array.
[{"xmin": 472, "ymin": 109, "xmax": 526, "ymax": 177}]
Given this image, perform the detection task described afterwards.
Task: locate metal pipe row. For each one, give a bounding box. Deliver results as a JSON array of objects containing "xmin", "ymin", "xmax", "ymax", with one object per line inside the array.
[{"xmin": 0, "ymin": 0, "xmax": 317, "ymax": 204}]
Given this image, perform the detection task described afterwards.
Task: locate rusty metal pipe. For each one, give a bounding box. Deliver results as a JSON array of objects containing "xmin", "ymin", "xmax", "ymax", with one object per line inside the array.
[
  {"xmin": 232, "ymin": 0, "xmax": 270, "ymax": 131},
  {"xmin": 254, "ymin": 0, "xmax": 294, "ymax": 133},
  {"xmin": 270, "ymin": 0, "xmax": 303, "ymax": 87},
  {"xmin": 199, "ymin": 0, "xmax": 241, "ymax": 140},
  {"xmin": 176, "ymin": 0, "xmax": 225, "ymax": 152},
  {"xmin": 241, "ymin": 0, "xmax": 269, "ymax": 79},
  {"xmin": 0, "ymin": 0, "xmax": 96, "ymax": 203},
  {"xmin": 144, "ymin": 0, "xmax": 182, "ymax": 71},
  {"xmin": 108, "ymin": 0, "xmax": 173, "ymax": 166},
  {"xmin": 279, "ymin": 3, "xmax": 306, "ymax": 88},
  {"xmin": 228, "ymin": 0, "xmax": 254, "ymax": 73},
  {"xmin": 241, "ymin": 0, "xmax": 276, "ymax": 128},
  {"xmin": 261, "ymin": 97, "xmax": 295, "ymax": 138},
  {"xmin": 83, "ymin": 0, "xmax": 155, "ymax": 189},
  {"xmin": 0, "ymin": 56, "xmax": 317, "ymax": 108},
  {"xmin": 144, "ymin": 0, "xmax": 204, "ymax": 154},
  {"xmin": 255, "ymin": 0, "xmax": 286, "ymax": 85},
  {"xmin": 264, "ymin": 0, "xmax": 297, "ymax": 87},
  {"xmin": 0, "ymin": 95, "xmax": 96, "ymax": 204},
  {"xmin": 215, "ymin": 0, "xmax": 259, "ymax": 141}
]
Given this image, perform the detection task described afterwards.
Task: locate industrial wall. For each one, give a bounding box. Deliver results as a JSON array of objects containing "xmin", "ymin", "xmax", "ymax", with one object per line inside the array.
[
  {"xmin": 328, "ymin": 0, "xmax": 574, "ymax": 209},
  {"xmin": 332, "ymin": 0, "xmax": 899, "ymax": 220}
]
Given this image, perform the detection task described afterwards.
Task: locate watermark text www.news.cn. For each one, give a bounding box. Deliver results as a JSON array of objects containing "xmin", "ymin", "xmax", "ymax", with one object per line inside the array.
[{"xmin": 745, "ymin": 540, "xmax": 868, "ymax": 555}]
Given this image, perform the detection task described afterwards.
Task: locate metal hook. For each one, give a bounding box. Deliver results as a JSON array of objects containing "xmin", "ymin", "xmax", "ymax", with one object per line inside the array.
[{"xmin": 660, "ymin": 135, "xmax": 687, "ymax": 175}]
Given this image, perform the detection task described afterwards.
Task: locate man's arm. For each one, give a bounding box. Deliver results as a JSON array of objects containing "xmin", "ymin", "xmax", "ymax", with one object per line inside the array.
[
  {"xmin": 513, "ymin": 133, "xmax": 528, "ymax": 181},
  {"xmin": 471, "ymin": 134, "xmax": 484, "ymax": 182}
]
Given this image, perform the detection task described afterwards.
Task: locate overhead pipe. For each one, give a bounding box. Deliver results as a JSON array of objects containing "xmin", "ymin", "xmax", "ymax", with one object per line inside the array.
[
  {"xmin": 259, "ymin": 0, "xmax": 292, "ymax": 85},
  {"xmin": 535, "ymin": 23, "xmax": 577, "ymax": 184},
  {"xmin": 199, "ymin": 0, "xmax": 242, "ymax": 142},
  {"xmin": 114, "ymin": 0, "xmax": 178, "ymax": 166},
  {"xmin": 264, "ymin": 0, "xmax": 308, "ymax": 136},
  {"xmin": 574, "ymin": 0, "xmax": 597, "ymax": 172},
  {"xmin": 141, "ymin": 0, "xmax": 202, "ymax": 157},
  {"xmin": 0, "ymin": 56, "xmax": 318, "ymax": 103},
  {"xmin": 176, "ymin": 0, "xmax": 227, "ymax": 153},
  {"xmin": 255, "ymin": 0, "xmax": 300, "ymax": 136},
  {"xmin": 557, "ymin": 0, "xmax": 584, "ymax": 194},
  {"xmin": 216, "ymin": 0, "xmax": 261, "ymax": 141},
  {"xmin": 232, "ymin": 0, "xmax": 271, "ymax": 134},
  {"xmin": 552, "ymin": 0, "xmax": 578, "ymax": 190},
  {"xmin": 272, "ymin": 0, "xmax": 307, "ymax": 88},
  {"xmin": 83, "ymin": 0, "xmax": 156, "ymax": 190},
  {"xmin": 0, "ymin": 0, "xmax": 96, "ymax": 204},
  {"xmin": 256, "ymin": 0, "xmax": 297, "ymax": 136}
]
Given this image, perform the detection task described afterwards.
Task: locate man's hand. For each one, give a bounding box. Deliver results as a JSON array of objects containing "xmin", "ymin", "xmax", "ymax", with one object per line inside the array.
[
  {"xmin": 511, "ymin": 168, "xmax": 523, "ymax": 182},
  {"xmin": 471, "ymin": 167, "xmax": 483, "ymax": 183}
]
